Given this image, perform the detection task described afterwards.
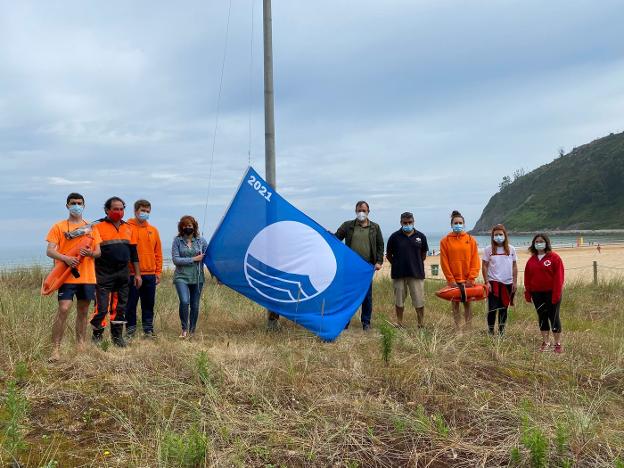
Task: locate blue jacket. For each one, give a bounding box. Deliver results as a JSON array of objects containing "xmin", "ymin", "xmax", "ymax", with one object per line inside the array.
[{"xmin": 171, "ymin": 236, "xmax": 208, "ymax": 284}]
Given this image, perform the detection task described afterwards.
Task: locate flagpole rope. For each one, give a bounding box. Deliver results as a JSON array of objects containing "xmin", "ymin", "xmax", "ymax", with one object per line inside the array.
[
  {"xmin": 201, "ymin": 0, "xmax": 233, "ymax": 238},
  {"xmin": 248, "ymin": 0, "xmax": 255, "ymax": 166}
]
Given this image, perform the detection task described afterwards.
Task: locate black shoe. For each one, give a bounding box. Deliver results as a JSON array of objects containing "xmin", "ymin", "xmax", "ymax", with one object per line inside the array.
[
  {"xmin": 363, "ymin": 324, "xmax": 371, "ymax": 331},
  {"xmin": 142, "ymin": 330, "xmax": 157, "ymax": 339},
  {"xmin": 126, "ymin": 326, "xmax": 136, "ymax": 339},
  {"xmin": 112, "ymin": 336, "xmax": 128, "ymax": 348},
  {"xmin": 92, "ymin": 330, "xmax": 104, "ymax": 344}
]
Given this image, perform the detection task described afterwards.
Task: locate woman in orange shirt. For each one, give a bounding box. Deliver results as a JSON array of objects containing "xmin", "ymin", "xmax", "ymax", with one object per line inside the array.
[{"xmin": 440, "ymin": 210, "xmax": 480, "ymax": 332}]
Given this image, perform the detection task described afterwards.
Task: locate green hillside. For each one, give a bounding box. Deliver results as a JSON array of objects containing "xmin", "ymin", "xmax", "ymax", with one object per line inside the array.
[{"xmin": 473, "ymin": 131, "xmax": 624, "ymax": 232}]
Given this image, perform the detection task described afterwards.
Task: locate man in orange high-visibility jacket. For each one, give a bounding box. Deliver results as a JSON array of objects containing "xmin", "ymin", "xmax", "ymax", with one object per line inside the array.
[
  {"xmin": 91, "ymin": 196, "xmax": 142, "ymax": 347},
  {"xmin": 46, "ymin": 192, "xmax": 102, "ymax": 361},
  {"xmin": 126, "ymin": 199, "xmax": 162, "ymax": 339}
]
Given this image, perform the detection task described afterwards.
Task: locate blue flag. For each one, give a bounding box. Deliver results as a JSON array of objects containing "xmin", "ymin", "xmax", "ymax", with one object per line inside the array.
[{"xmin": 205, "ymin": 167, "xmax": 374, "ymax": 340}]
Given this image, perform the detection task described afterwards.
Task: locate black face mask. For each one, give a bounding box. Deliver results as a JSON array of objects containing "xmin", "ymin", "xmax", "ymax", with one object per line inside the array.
[{"xmin": 182, "ymin": 227, "xmax": 194, "ymax": 236}]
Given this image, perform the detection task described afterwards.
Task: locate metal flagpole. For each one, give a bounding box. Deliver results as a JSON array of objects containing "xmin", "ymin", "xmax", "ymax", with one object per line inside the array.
[{"xmin": 263, "ymin": 0, "xmax": 280, "ymax": 327}]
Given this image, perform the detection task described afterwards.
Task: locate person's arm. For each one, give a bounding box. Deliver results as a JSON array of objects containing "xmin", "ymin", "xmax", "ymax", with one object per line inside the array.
[
  {"xmin": 421, "ymin": 235, "xmax": 429, "ymax": 262},
  {"xmin": 386, "ymin": 235, "xmax": 394, "ymax": 264},
  {"xmin": 512, "ymin": 260, "xmax": 518, "ymax": 293},
  {"xmin": 46, "ymin": 242, "xmax": 80, "ymax": 268},
  {"xmin": 524, "ymin": 259, "xmax": 532, "ymax": 303},
  {"xmin": 154, "ymin": 230, "xmax": 163, "ymax": 285},
  {"xmin": 375, "ymin": 225, "xmax": 384, "ymax": 270},
  {"xmin": 482, "ymin": 260, "xmax": 489, "ymax": 290},
  {"xmin": 172, "ymin": 238, "xmax": 194, "ymax": 266},
  {"xmin": 439, "ymin": 239, "xmax": 456, "ymax": 286},
  {"xmin": 467, "ymin": 238, "xmax": 480, "ymax": 286},
  {"xmin": 335, "ymin": 222, "xmax": 347, "ymax": 241},
  {"xmin": 551, "ymin": 254, "xmax": 564, "ymax": 304}
]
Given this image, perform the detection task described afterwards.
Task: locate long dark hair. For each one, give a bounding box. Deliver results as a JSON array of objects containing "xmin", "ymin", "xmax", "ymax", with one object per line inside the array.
[
  {"xmin": 177, "ymin": 215, "xmax": 199, "ymax": 238},
  {"xmin": 491, "ymin": 224, "xmax": 510, "ymax": 256},
  {"xmin": 529, "ymin": 233, "xmax": 552, "ymax": 255}
]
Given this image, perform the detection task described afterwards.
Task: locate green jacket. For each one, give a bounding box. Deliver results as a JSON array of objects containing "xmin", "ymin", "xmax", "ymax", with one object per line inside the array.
[{"xmin": 335, "ymin": 219, "xmax": 384, "ymax": 265}]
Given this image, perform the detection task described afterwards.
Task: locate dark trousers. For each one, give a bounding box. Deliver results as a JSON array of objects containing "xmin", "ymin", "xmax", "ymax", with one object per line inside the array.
[
  {"xmin": 91, "ymin": 267, "xmax": 129, "ymax": 338},
  {"xmin": 127, "ymin": 275, "xmax": 157, "ymax": 333},
  {"xmin": 487, "ymin": 283, "xmax": 512, "ymax": 334},
  {"xmin": 531, "ymin": 291, "xmax": 562, "ymax": 333},
  {"xmin": 175, "ymin": 281, "xmax": 203, "ymax": 333},
  {"xmin": 360, "ymin": 282, "xmax": 373, "ymax": 326}
]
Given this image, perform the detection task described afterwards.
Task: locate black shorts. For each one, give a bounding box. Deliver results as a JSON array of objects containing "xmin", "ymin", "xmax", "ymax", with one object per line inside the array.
[{"xmin": 57, "ymin": 283, "xmax": 96, "ymax": 302}]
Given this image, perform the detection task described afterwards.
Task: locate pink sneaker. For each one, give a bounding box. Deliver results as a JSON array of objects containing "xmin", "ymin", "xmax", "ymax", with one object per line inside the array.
[
  {"xmin": 554, "ymin": 343, "xmax": 563, "ymax": 354},
  {"xmin": 539, "ymin": 342, "xmax": 551, "ymax": 352}
]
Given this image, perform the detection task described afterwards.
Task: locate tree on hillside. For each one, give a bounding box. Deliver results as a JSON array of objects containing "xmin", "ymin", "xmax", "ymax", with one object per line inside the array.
[
  {"xmin": 499, "ymin": 175, "xmax": 511, "ymax": 191},
  {"xmin": 558, "ymin": 147, "xmax": 565, "ymax": 158},
  {"xmin": 512, "ymin": 168, "xmax": 526, "ymax": 181}
]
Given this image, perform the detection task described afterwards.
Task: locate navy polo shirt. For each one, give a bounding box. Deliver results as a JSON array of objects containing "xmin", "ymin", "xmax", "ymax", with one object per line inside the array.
[{"xmin": 386, "ymin": 229, "xmax": 429, "ymax": 279}]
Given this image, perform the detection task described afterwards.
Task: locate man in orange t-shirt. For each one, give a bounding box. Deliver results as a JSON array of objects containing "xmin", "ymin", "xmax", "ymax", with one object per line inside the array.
[{"xmin": 46, "ymin": 192, "xmax": 102, "ymax": 361}]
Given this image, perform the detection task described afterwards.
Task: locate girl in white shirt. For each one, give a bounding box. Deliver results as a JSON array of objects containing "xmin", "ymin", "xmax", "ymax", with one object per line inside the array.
[{"xmin": 481, "ymin": 224, "xmax": 517, "ymax": 335}]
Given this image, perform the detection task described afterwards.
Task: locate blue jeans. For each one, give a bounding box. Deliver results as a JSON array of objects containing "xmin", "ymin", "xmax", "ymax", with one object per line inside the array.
[
  {"xmin": 127, "ymin": 275, "xmax": 157, "ymax": 333},
  {"xmin": 174, "ymin": 281, "xmax": 203, "ymax": 332},
  {"xmin": 360, "ymin": 282, "xmax": 373, "ymax": 326}
]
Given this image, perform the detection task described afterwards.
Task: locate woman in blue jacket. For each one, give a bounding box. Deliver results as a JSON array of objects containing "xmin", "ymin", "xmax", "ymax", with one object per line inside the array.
[{"xmin": 172, "ymin": 215, "xmax": 208, "ymax": 338}]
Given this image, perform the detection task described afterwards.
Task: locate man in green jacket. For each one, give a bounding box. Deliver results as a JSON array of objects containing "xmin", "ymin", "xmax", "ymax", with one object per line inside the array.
[{"xmin": 335, "ymin": 200, "xmax": 384, "ymax": 330}]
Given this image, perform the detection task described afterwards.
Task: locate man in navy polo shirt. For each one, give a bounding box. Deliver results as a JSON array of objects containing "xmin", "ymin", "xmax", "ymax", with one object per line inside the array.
[{"xmin": 386, "ymin": 212, "xmax": 429, "ymax": 328}]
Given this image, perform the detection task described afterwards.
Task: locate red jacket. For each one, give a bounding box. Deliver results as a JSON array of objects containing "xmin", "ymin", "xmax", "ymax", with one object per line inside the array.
[{"xmin": 523, "ymin": 252, "xmax": 564, "ymax": 303}]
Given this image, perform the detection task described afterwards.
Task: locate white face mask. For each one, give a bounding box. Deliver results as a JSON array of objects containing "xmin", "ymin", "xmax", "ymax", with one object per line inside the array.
[{"xmin": 356, "ymin": 211, "xmax": 368, "ymax": 222}]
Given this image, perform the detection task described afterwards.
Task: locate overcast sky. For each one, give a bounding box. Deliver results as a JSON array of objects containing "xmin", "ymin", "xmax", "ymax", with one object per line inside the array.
[{"xmin": 1, "ymin": 0, "xmax": 623, "ymax": 255}]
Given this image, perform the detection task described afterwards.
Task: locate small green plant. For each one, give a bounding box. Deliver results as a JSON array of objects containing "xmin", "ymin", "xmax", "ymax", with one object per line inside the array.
[
  {"xmin": 160, "ymin": 425, "xmax": 207, "ymax": 467},
  {"xmin": 100, "ymin": 339, "xmax": 111, "ymax": 352},
  {"xmin": 432, "ymin": 412, "xmax": 450, "ymax": 438},
  {"xmin": 510, "ymin": 447, "xmax": 521, "ymax": 465},
  {"xmin": 520, "ymin": 425, "xmax": 549, "ymax": 468},
  {"xmin": 1, "ymin": 379, "xmax": 29, "ymax": 461},
  {"xmin": 196, "ymin": 351, "xmax": 211, "ymax": 386},
  {"xmin": 379, "ymin": 320, "xmax": 396, "ymax": 365},
  {"xmin": 13, "ymin": 361, "xmax": 28, "ymax": 382},
  {"xmin": 614, "ymin": 457, "xmax": 624, "ymax": 468}
]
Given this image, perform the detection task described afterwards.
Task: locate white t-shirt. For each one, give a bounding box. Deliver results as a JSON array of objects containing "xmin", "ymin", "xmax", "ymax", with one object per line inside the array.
[{"xmin": 482, "ymin": 245, "xmax": 517, "ymax": 284}]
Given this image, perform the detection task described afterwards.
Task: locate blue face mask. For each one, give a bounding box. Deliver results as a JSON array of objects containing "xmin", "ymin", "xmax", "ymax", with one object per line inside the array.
[
  {"xmin": 534, "ymin": 242, "xmax": 546, "ymax": 251},
  {"xmin": 401, "ymin": 224, "xmax": 414, "ymax": 233},
  {"xmin": 494, "ymin": 235, "xmax": 505, "ymax": 244},
  {"xmin": 137, "ymin": 212, "xmax": 150, "ymax": 221},
  {"xmin": 68, "ymin": 204, "xmax": 84, "ymax": 216},
  {"xmin": 452, "ymin": 223, "xmax": 464, "ymax": 233}
]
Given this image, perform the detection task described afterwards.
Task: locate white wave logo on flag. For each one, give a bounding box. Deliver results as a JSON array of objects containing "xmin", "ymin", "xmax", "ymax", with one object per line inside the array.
[{"xmin": 244, "ymin": 221, "xmax": 337, "ymax": 303}]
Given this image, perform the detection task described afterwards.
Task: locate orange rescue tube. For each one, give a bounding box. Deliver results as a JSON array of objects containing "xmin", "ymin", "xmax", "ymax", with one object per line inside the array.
[
  {"xmin": 435, "ymin": 284, "xmax": 487, "ymax": 302},
  {"xmin": 41, "ymin": 236, "xmax": 93, "ymax": 296}
]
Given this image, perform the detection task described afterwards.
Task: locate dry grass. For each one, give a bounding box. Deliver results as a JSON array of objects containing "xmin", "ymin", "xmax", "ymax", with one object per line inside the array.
[{"xmin": 0, "ymin": 270, "xmax": 623, "ymax": 467}]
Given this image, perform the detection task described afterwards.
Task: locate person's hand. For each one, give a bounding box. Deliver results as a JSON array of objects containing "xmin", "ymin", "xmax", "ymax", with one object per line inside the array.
[
  {"xmin": 485, "ymin": 281, "xmax": 491, "ymax": 293},
  {"xmin": 447, "ymin": 281, "xmax": 457, "ymax": 288},
  {"xmin": 134, "ymin": 275, "xmax": 143, "ymax": 289},
  {"xmin": 64, "ymin": 255, "xmax": 79, "ymax": 268},
  {"xmin": 374, "ymin": 263, "xmax": 382, "ymax": 271},
  {"xmin": 79, "ymin": 247, "xmax": 91, "ymax": 257},
  {"xmin": 192, "ymin": 253, "xmax": 205, "ymax": 262},
  {"xmin": 511, "ymin": 283, "xmax": 517, "ymax": 294},
  {"xmin": 465, "ymin": 280, "xmax": 474, "ymax": 287},
  {"xmin": 155, "ymin": 275, "xmax": 161, "ymax": 285}
]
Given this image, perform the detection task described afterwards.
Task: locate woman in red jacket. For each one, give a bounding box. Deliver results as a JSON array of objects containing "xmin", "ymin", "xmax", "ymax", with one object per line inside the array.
[{"xmin": 524, "ymin": 234, "xmax": 565, "ymax": 353}]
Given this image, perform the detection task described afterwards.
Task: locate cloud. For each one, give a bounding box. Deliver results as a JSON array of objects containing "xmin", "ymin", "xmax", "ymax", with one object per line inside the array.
[
  {"xmin": 47, "ymin": 177, "xmax": 93, "ymax": 186},
  {"xmin": 1, "ymin": 0, "xmax": 623, "ymax": 255}
]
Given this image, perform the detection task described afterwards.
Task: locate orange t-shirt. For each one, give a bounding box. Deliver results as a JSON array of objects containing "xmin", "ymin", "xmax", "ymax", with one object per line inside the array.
[{"xmin": 46, "ymin": 219, "xmax": 102, "ymax": 284}]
